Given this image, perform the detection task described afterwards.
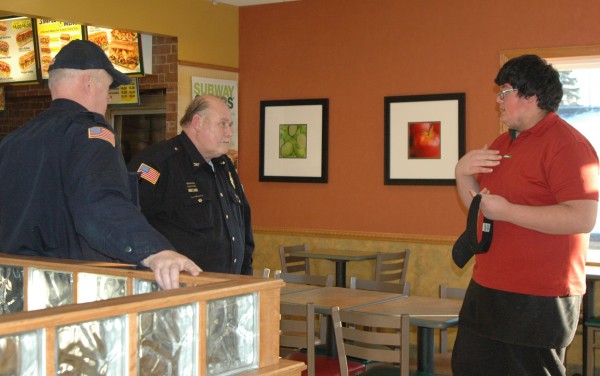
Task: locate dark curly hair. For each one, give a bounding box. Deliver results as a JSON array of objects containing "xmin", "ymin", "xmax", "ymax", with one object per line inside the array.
[{"xmin": 494, "ymin": 54, "xmax": 563, "ymax": 112}]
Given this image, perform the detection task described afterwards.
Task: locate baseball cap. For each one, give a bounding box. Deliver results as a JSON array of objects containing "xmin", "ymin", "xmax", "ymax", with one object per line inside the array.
[
  {"xmin": 49, "ymin": 40, "xmax": 132, "ymax": 89},
  {"xmin": 452, "ymin": 194, "xmax": 494, "ymax": 268}
]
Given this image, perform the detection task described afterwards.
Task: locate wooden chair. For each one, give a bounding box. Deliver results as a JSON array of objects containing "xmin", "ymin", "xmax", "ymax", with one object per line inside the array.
[
  {"xmin": 280, "ymin": 243, "xmax": 311, "ymax": 274},
  {"xmin": 331, "ymin": 306, "xmax": 410, "ymax": 376},
  {"xmin": 281, "ymin": 302, "xmax": 358, "ymax": 376},
  {"xmin": 278, "ymin": 272, "xmax": 335, "ymax": 346},
  {"xmin": 585, "ymin": 317, "xmax": 600, "ymax": 376},
  {"xmin": 438, "ymin": 284, "xmax": 466, "ymax": 353},
  {"xmin": 349, "ymin": 276, "xmax": 409, "ymax": 295},
  {"xmin": 375, "ymin": 250, "xmax": 410, "ymax": 286},
  {"xmin": 279, "ymin": 272, "xmax": 335, "ymax": 287}
]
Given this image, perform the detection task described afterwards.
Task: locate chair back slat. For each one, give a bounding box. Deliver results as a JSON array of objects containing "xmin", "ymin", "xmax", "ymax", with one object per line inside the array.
[
  {"xmin": 279, "ymin": 244, "xmax": 310, "ymax": 274},
  {"xmin": 349, "ymin": 276, "xmax": 408, "ymax": 295},
  {"xmin": 440, "ymin": 284, "xmax": 466, "ymax": 299},
  {"xmin": 331, "ymin": 306, "xmax": 410, "ymax": 376},
  {"xmin": 439, "ymin": 284, "xmax": 466, "ymax": 353},
  {"xmin": 280, "ymin": 302, "xmax": 316, "ymax": 376},
  {"xmin": 375, "ymin": 250, "xmax": 410, "ymax": 285},
  {"xmin": 279, "ymin": 272, "xmax": 334, "ymax": 287}
]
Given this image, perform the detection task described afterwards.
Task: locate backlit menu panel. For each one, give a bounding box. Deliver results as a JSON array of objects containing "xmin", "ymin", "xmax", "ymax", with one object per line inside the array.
[{"xmin": 0, "ymin": 17, "xmax": 38, "ymax": 85}]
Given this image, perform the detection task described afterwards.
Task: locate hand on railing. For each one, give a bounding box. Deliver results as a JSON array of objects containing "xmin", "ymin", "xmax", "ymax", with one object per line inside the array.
[{"xmin": 142, "ymin": 250, "xmax": 202, "ymax": 290}]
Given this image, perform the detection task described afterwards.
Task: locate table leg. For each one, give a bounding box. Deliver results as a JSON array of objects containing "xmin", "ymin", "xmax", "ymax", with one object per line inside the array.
[
  {"xmin": 334, "ymin": 261, "xmax": 347, "ymax": 287},
  {"xmin": 417, "ymin": 326, "xmax": 435, "ymax": 373},
  {"xmin": 583, "ymin": 279, "xmax": 595, "ymax": 376}
]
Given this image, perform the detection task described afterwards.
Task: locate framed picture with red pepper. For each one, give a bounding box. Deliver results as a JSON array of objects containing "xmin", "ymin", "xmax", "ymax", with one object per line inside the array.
[{"xmin": 384, "ymin": 93, "xmax": 465, "ymax": 185}]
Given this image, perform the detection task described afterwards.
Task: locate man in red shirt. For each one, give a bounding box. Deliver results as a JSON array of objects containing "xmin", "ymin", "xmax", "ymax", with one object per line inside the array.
[{"xmin": 453, "ymin": 54, "xmax": 599, "ymax": 375}]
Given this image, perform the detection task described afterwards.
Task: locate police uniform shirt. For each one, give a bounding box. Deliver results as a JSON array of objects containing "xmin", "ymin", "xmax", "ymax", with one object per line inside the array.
[
  {"xmin": 127, "ymin": 132, "xmax": 254, "ymax": 275},
  {"xmin": 0, "ymin": 99, "xmax": 174, "ymax": 264}
]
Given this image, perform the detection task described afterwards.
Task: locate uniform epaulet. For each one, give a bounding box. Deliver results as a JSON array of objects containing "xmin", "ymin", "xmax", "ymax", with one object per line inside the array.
[
  {"xmin": 136, "ymin": 138, "xmax": 181, "ymax": 167},
  {"xmin": 163, "ymin": 137, "xmax": 183, "ymax": 158}
]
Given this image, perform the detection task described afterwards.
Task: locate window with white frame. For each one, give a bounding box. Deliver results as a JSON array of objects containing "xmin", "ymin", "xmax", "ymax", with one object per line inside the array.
[{"xmin": 548, "ymin": 55, "xmax": 600, "ymax": 247}]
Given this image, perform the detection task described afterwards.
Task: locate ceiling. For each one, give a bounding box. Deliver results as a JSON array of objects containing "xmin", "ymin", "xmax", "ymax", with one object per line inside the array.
[{"xmin": 211, "ymin": 0, "xmax": 297, "ymax": 6}]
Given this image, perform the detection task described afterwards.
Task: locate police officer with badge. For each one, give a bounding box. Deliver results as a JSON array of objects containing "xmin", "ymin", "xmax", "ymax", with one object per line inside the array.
[
  {"xmin": 127, "ymin": 95, "xmax": 254, "ymax": 275},
  {"xmin": 0, "ymin": 40, "xmax": 201, "ymax": 290}
]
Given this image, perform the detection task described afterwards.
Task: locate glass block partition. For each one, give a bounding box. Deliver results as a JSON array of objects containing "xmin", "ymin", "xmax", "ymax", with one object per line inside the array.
[
  {"xmin": 0, "ymin": 264, "xmax": 24, "ymax": 314},
  {"xmin": 0, "ymin": 254, "xmax": 226, "ymax": 315},
  {"xmin": 0, "ymin": 254, "xmax": 298, "ymax": 376}
]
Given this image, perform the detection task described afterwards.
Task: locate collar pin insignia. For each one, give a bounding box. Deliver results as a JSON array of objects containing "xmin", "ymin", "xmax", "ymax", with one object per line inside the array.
[{"xmin": 229, "ymin": 171, "xmax": 236, "ymax": 189}]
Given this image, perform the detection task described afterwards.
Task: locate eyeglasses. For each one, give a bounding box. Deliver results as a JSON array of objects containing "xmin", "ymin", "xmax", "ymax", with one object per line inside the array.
[{"xmin": 497, "ymin": 88, "xmax": 518, "ymax": 100}]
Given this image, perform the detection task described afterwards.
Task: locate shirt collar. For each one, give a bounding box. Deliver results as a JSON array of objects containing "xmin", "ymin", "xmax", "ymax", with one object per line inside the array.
[
  {"xmin": 50, "ymin": 98, "xmax": 111, "ymax": 128},
  {"xmin": 178, "ymin": 132, "xmax": 225, "ymax": 170},
  {"xmin": 517, "ymin": 112, "xmax": 557, "ymax": 139}
]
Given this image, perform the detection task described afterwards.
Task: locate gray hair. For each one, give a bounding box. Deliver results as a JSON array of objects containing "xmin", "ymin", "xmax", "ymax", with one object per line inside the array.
[
  {"xmin": 179, "ymin": 95, "xmax": 215, "ymax": 127},
  {"xmin": 48, "ymin": 68, "xmax": 105, "ymax": 92},
  {"xmin": 47, "ymin": 68, "xmax": 78, "ymax": 91}
]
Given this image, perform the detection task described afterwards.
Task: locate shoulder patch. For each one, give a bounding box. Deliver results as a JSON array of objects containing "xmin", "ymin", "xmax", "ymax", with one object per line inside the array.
[
  {"xmin": 88, "ymin": 126, "xmax": 115, "ymax": 147},
  {"xmin": 137, "ymin": 163, "xmax": 160, "ymax": 185}
]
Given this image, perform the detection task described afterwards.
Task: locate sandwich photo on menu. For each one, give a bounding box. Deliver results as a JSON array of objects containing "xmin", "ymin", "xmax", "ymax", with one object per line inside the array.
[
  {"xmin": 0, "ymin": 21, "xmax": 7, "ymax": 36},
  {"xmin": 88, "ymin": 31, "xmax": 109, "ymax": 51},
  {"xmin": 0, "ymin": 61, "xmax": 10, "ymax": 77},
  {"xmin": 16, "ymin": 28, "xmax": 33, "ymax": 48},
  {"xmin": 40, "ymin": 34, "xmax": 50, "ymax": 46},
  {"xmin": 40, "ymin": 45, "xmax": 52, "ymax": 55},
  {"xmin": 41, "ymin": 55, "xmax": 53, "ymax": 74},
  {"xmin": 0, "ymin": 40, "xmax": 8, "ymax": 57},
  {"xmin": 19, "ymin": 51, "xmax": 35, "ymax": 71},
  {"xmin": 111, "ymin": 29, "xmax": 138, "ymax": 42},
  {"xmin": 109, "ymin": 40, "xmax": 139, "ymax": 70},
  {"xmin": 60, "ymin": 33, "xmax": 71, "ymax": 45}
]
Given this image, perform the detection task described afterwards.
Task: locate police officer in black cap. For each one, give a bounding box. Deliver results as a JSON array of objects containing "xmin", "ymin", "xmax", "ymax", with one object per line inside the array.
[{"xmin": 0, "ymin": 40, "xmax": 201, "ymax": 289}]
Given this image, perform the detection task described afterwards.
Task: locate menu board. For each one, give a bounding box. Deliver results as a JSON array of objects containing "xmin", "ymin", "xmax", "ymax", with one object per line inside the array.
[
  {"xmin": 86, "ymin": 26, "xmax": 144, "ymax": 77},
  {"xmin": 36, "ymin": 19, "xmax": 84, "ymax": 80},
  {"xmin": 109, "ymin": 78, "xmax": 140, "ymax": 106},
  {"xmin": 0, "ymin": 17, "xmax": 39, "ymax": 85}
]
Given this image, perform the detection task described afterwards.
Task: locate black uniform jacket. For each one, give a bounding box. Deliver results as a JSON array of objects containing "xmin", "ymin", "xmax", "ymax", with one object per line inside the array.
[
  {"xmin": 0, "ymin": 99, "xmax": 173, "ymax": 264},
  {"xmin": 127, "ymin": 132, "xmax": 254, "ymax": 275}
]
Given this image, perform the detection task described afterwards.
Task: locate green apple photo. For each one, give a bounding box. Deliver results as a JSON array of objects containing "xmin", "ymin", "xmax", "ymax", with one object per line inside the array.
[{"xmin": 279, "ymin": 124, "xmax": 308, "ymax": 158}]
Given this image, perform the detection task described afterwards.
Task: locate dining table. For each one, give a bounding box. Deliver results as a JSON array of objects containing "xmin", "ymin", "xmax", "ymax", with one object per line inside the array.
[
  {"xmin": 280, "ymin": 282, "xmax": 323, "ymax": 295},
  {"xmin": 349, "ymin": 295, "xmax": 461, "ymax": 373},
  {"xmin": 280, "ymin": 286, "xmax": 406, "ymax": 356},
  {"xmin": 288, "ymin": 249, "xmax": 378, "ymax": 287},
  {"xmin": 279, "ymin": 285, "xmax": 460, "ymax": 373}
]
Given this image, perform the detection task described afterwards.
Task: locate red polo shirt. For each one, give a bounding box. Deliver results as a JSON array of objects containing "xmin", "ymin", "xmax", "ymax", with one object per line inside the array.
[{"xmin": 476, "ymin": 112, "xmax": 599, "ymax": 296}]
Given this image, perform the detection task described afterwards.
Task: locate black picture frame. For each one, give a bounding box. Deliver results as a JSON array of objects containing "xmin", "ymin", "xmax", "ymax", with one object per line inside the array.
[
  {"xmin": 384, "ymin": 93, "xmax": 466, "ymax": 185},
  {"xmin": 259, "ymin": 98, "xmax": 328, "ymax": 183}
]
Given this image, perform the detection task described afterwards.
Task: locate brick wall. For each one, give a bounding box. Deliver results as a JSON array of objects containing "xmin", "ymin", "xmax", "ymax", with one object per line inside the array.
[{"xmin": 0, "ymin": 35, "xmax": 178, "ymax": 139}]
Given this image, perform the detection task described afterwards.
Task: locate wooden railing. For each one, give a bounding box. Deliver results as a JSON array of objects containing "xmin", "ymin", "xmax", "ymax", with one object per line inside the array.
[{"xmin": 0, "ymin": 254, "xmax": 304, "ymax": 376}]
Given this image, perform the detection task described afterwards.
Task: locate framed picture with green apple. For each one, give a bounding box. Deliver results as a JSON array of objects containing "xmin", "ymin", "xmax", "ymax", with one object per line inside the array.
[
  {"xmin": 384, "ymin": 93, "xmax": 465, "ymax": 185},
  {"xmin": 259, "ymin": 98, "xmax": 328, "ymax": 183}
]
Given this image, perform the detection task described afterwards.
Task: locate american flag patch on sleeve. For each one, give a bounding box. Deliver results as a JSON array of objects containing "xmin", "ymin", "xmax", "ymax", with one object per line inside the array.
[
  {"xmin": 137, "ymin": 163, "xmax": 160, "ymax": 184},
  {"xmin": 88, "ymin": 126, "xmax": 115, "ymax": 147}
]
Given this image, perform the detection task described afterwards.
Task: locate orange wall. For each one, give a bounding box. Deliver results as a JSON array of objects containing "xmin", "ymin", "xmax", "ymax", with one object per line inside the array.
[{"xmin": 238, "ymin": 0, "xmax": 600, "ymax": 237}]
